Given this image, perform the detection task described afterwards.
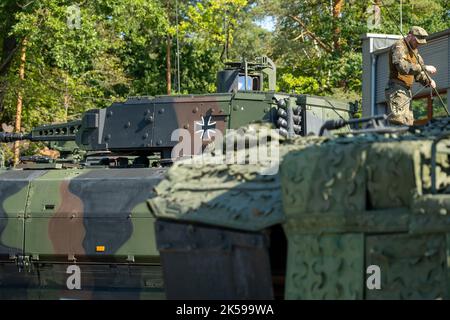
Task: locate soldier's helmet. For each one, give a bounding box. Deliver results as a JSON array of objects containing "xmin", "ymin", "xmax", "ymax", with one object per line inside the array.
[{"xmin": 409, "ymin": 26, "xmax": 428, "ymax": 44}]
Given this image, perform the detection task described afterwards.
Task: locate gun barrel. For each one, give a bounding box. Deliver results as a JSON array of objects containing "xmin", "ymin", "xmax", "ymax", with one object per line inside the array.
[{"xmin": 0, "ymin": 132, "xmax": 31, "ymax": 143}]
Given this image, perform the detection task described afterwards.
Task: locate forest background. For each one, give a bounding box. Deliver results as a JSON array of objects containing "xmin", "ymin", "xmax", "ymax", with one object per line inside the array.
[{"xmin": 0, "ymin": 0, "xmax": 449, "ymax": 160}]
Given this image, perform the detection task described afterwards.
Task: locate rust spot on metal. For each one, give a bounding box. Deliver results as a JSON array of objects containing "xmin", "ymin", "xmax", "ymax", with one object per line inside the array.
[{"xmin": 252, "ymin": 208, "xmax": 263, "ymax": 217}]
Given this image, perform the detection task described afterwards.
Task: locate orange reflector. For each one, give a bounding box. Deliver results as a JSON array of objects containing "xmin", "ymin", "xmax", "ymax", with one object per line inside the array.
[{"xmin": 96, "ymin": 246, "xmax": 105, "ymax": 252}]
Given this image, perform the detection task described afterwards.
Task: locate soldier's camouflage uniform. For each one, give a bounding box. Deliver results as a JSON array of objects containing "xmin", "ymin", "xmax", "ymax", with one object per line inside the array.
[{"xmin": 386, "ymin": 39, "xmax": 431, "ymax": 126}]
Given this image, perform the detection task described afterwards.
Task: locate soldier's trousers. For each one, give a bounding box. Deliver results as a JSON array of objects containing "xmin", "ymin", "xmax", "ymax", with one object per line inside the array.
[{"xmin": 385, "ymin": 83, "xmax": 413, "ymax": 126}]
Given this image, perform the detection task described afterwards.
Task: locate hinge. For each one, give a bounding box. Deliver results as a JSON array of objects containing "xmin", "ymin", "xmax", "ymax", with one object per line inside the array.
[{"xmin": 14, "ymin": 255, "xmax": 33, "ymax": 273}]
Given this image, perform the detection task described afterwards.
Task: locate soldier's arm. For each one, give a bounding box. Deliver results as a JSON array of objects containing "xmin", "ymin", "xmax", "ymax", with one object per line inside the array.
[
  {"xmin": 414, "ymin": 54, "xmax": 432, "ymax": 86},
  {"xmin": 391, "ymin": 43, "xmax": 423, "ymax": 76}
]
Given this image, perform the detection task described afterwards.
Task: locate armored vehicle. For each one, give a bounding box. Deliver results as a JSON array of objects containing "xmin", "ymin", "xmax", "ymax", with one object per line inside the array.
[
  {"xmin": 150, "ymin": 116, "xmax": 450, "ymax": 300},
  {"xmin": 0, "ymin": 57, "xmax": 356, "ymax": 299}
]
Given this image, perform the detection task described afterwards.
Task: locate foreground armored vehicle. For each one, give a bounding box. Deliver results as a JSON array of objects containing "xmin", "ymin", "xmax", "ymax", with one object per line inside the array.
[
  {"xmin": 149, "ymin": 117, "xmax": 450, "ymax": 300},
  {"xmin": 0, "ymin": 57, "xmax": 356, "ymax": 299}
]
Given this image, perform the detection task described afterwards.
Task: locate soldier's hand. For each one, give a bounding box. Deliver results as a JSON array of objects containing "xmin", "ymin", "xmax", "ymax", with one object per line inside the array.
[
  {"xmin": 425, "ymin": 65, "xmax": 437, "ymax": 74},
  {"xmin": 430, "ymin": 79, "xmax": 436, "ymax": 89}
]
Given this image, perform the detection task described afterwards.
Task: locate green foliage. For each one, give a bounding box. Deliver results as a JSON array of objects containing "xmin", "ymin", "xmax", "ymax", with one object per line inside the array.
[
  {"xmin": 0, "ymin": 0, "xmax": 449, "ymax": 163},
  {"xmin": 278, "ymin": 73, "xmax": 321, "ymax": 94},
  {"xmin": 372, "ymin": 0, "xmax": 450, "ymax": 34},
  {"xmin": 176, "ymin": 0, "xmax": 260, "ymax": 94},
  {"xmin": 267, "ymin": 0, "xmax": 449, "ymax": 98}
]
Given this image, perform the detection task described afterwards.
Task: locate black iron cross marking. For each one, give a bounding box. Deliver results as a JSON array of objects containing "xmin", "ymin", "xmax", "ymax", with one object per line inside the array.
[{"xmin": 195, "ymin": 115, "xmax": 216, "ymax": 140}]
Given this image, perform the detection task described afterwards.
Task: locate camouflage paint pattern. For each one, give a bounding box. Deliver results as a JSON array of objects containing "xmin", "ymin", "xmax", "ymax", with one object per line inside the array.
[
  {"xmin": 30, "ymin": 93, "xmax": 283, "ymax": 155},
  {"xmin": 149, "ymin": 125, "xmax": 289, "ymax": 232},
  {"xmin": 0, "ymin": 89, "xmax": 355, "ymax": 299},
  {"xmin": 0, "ymin": 167, "xmax": 165, "ymax": 299},
  {"xmin": 281, "ymin": 118, "xmax": 450, "ymax": 299},
  {"xmin": 149, "ymin": 117, "xmax": 450, "ymax": 300},
  {"xmin": 27, "ymin": 93, "xmax": 354, "ymax": 155}
]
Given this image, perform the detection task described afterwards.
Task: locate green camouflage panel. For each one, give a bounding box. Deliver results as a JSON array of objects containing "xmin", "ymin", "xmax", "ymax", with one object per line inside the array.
[
  {"xmin": 149, "ymin": 124, "xmax": 326, "ymax": 232},
  {"xmin": 0, "ymin": 167, "xmax": 166, "ymax": 299},
  {"xmin": 27, "ymin": 92, "xmax": 285, "ymax": 154},
  {"xmin": 150, "ymin": 125, "xmax": 284, "ymax": 231},
  {"xmin": 281, "ymin": 118, "xmax": 450, "ymax": 299},
  {"xmin": 229, "ymin": 92, "xmax": 278, "ymax": 129},
  {"xmin": 148, "ymin": 117, "xmax": 450, "ymax": 300},
  {"xmin": 20, "ymin": 92, "xmax": 354, "ymax": 156}
]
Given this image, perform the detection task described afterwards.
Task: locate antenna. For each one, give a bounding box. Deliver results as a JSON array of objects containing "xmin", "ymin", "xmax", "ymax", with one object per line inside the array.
[
  {"xmin": 176, "ymin": 0, "xmax": 181, "ymax": 93},
  {"xmin": 223, "ymin": 9, "xmax": 230, "ymax": 61},
  {"xmin": 225, "ymin": 12, "xmax": 229, "ymax": 60}
]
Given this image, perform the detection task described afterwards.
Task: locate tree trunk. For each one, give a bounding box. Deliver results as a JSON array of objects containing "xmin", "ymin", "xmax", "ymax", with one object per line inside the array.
[
  {"xmin": 166, "ymin": 35, "xmax": 172, "ymax": 95},
  {"xmin": 13, "ymin": 38, "xmax": 27, "ymax": 166},
  {"xmin": 64, "ymin": 76, "xmax": 70, "ymax": 122},
  {"xmin": 332, "ymin": 0, "xmax": 345, "ymax": 52},
  {"xmin": 289, "ymin": 15, "xmax": 333, "ymax": 53},
  {"xmin": 64, "ymin": 92, "xmax": 70, "ymax": 122}
]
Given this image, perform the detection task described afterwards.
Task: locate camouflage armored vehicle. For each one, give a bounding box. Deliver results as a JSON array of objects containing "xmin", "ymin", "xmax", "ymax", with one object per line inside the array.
[
  {"xmin": 149, "ymin": 116, "xmax": 450, "ymax": 300},
  {"xmin": 0, "ymin": 56, "xmax": 356, "ymax": 299}
]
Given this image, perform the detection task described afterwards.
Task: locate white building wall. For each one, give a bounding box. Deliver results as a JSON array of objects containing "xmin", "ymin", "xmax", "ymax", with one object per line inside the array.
[{"xmin": 361, "ymin": 34, "xmax": 402, "ymax": 117}]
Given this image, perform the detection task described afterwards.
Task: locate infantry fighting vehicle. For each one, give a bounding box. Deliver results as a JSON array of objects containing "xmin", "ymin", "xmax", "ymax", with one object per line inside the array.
[
  {"xmin": 0, "ymin": 57, "xmax": 356, "ymax": 299},
  {"xmin": 150, "ymin": 116, "xmax": 450, "ymax": 300}
]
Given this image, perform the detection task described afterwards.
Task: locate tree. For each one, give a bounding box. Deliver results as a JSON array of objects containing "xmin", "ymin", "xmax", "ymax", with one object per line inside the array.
[
  {"xmin": 176, "ymin": 0, "xmax": 252, "ymax": 93},
  {"xmin": 265, "ymin": 0, "xmax": 449, "ymax": 98},
  {"xmin": 0, "ymin": 0, "xmax": 260, "ymax": 161},
  {"xmin": 13, "ymin": 38, "xmax": 27, "ymax": 164},
  {"xmin": 1, "ymin": 0, "xmax": 449, "ymax": 163},
  {"xmin": 0, "ymin": 0, "xmax": 168, "ymax": 162}
]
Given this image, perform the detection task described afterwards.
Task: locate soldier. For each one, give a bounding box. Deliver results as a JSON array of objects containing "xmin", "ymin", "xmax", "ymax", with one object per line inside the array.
[{"xmin": 385, "ymin": 26, "xmax": 437, "ymax": 126}]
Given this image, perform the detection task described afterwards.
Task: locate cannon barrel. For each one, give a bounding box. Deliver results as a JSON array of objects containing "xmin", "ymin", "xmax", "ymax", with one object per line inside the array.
[{"xmin": 0, "ymin": 132, "xmax": 32, "ymax": 143}]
